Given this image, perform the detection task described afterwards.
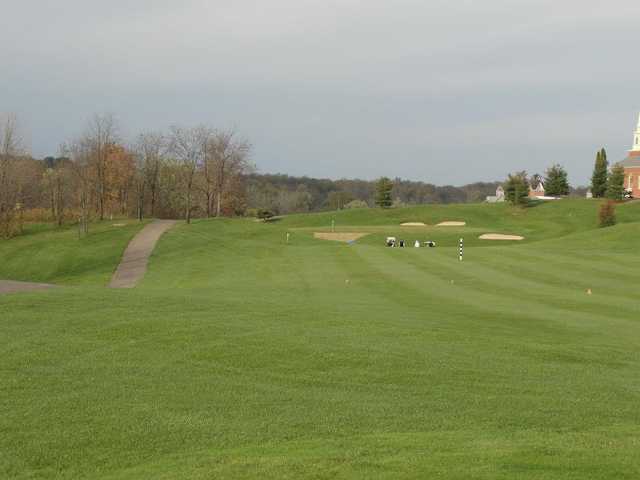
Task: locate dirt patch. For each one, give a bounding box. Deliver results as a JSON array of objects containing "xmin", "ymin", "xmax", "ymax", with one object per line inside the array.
[
  {"xmin": 479, "ymin": 233, "xmax": 524, "ymax": 241},
  {"xmin": 437, "ymin": 221, "xmax": 466, "ymax": 226},
  {"xmin": 314, "ymin": 232, "xmax": 369, "ymax": 242},
  {"xmin": 0, "ymin": 280, "xmax": 56, "ymax": 295},
  {"xmin": 401, "ymin": 222, "xmax": 426, "ymax": 226}
]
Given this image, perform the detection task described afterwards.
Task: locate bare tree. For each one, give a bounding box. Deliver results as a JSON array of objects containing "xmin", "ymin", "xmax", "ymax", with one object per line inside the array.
[
  {"xmin": 169, "ymin": 125, "xmax": 210, "ymax": 223},
  {"xmin": 84, "ymin": 114, "xmax": 118, "ymax": 221},
  {"xmin": 206, "ymin": 130, "xmax": 251, "ymax": 217},
  {"xmin": 42, "ymin": 157, "xmax": 70, "ymax": 227},
  {"xmin": 133, "ymin": 131, "xmax": 166, "ymax": 219},
  {"xmin": 62, "ymin": 141, "xmax": 93, "ymax": 236},
  {"xmin": 0, "ymin": 114, "xmax": 26, "ymax": 238}
]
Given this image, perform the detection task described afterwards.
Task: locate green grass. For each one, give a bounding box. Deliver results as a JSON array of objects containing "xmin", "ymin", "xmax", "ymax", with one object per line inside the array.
[
  {"xmin": 0, "ymin": 220, "xmax": 147, "ymax": 285},
  {"xmin": 3, "ymin": 200, "xmax": 640, "ymax": 479}
]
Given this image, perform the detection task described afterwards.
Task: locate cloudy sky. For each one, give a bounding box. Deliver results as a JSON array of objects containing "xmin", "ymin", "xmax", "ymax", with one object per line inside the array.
[{"xmin": 2, "ymin": 0, "xmax": 638, "ymax": 185}]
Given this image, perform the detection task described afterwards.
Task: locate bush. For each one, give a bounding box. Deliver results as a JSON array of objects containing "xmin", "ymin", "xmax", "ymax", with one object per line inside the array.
[
  {"xmin": 344, "ymin": 199, "xmax": 368, "ymax": 209},
  {"xmin": 256, "ymin": 208, "xmax": 275, "ymax": 222},
  {"xmin": 598, "ymin": 201, "xmax": 616, "ymax": 228}
]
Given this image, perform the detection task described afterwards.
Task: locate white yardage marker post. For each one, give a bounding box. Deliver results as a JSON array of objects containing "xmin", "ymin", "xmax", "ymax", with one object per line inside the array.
[{"xmin": 459, "ymin": 238, "xmax": 463, "ymax": 261}]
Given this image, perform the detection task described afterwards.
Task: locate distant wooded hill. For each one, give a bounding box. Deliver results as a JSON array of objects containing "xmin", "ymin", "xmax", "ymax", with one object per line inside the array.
[{"xmin": 246, "ymin": 174, "xmax": 503, "ymax": 214}]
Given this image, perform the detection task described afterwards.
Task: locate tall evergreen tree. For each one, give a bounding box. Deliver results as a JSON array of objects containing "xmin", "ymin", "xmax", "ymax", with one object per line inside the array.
[
  {"xmin": 591, "ymin": 148, "xmax": 608, "ymax": 197},
  {"xmin": 544, "ymin": 164, "xmax": 570, "ymax": 196},
  {"xmin": 375, "ymin": 177, "xmax": 393, "ymax": 208},
  {"xmin": 605, "ymin": 164, "xmax": 625, "ymax": 200},
  {"xmin": 504, "ymin": 171, "xmax": 529, "ymax": 206}
]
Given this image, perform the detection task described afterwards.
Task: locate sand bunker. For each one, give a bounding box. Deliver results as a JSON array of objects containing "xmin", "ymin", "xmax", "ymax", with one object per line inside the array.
[
  {"xmin": 314, "ymin": 232, "xmax": 369, "ymax": 242},
  {"xmin": 437, "ymin": 221, "xmax": 466, "ymax": 227},
  {"xmin": 401, "ymin": 222, "xmax": 426, "ymax": 226},
  {"xmin": 479, "ymin": 233, "xmax": 524, "ymax": 241}
]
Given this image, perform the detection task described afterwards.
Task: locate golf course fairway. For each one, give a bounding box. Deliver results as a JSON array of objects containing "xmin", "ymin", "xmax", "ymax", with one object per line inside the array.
[{"xmin": 2, "ymin": 200, "xmax": 640, "ymax": 479}]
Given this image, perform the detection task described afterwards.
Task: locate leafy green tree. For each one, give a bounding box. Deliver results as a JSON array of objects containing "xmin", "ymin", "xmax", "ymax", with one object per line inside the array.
[
  {"xmin": 544, "ymin": 164, "xmax": 570, "ymax": 196},
  {"xmin": 605, "ymin": 164, "xmax": 625, "ymax": 200},
  {"xmin": 591, "ymin": 148, "xmax": 608, "ymax": 198},
  {"xmin": 503, "ymin": 171, "xmax": 529, "ymax": 206},
  {"xmin": 375, "ymin": 177, "xmax": 393, "ymax": 208}
]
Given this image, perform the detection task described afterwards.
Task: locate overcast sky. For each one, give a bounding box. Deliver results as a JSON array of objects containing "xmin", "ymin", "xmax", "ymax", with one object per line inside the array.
[{"xmin": 2, "ymin": 0, "xmax": 638, "ymax": 185}]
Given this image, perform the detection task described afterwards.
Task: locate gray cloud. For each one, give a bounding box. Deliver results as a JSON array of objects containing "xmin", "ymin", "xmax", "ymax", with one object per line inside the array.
[{"xmin": 2, "ymin": 0, "xmax": 639, "ymax": 185}]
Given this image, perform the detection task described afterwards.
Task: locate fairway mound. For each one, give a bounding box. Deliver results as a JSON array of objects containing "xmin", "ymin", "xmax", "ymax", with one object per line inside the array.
[
  {"xmin": 479, "ymin": 233, "xmax": 524, "ymax": 241},
  {"xmin": 401, "ymin": 222, "xmax": 426, "ymax": 226},
  {"xmin": 314, "ymin": 232, "xmax": 369, "ymax": 242},
  {"xmin": 437, "ymin": 221, "xmax": 466, "ymax": 226}
]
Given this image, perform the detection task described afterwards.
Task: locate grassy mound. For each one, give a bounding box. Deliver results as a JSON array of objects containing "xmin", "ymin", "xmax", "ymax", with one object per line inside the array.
[
  {"xmin": 0, "ymin": 220, "xmax": 147, "ymax": 285},
  {"xmin": 3, "ymin": 200, "xmax": 640, "ymax": 479}
]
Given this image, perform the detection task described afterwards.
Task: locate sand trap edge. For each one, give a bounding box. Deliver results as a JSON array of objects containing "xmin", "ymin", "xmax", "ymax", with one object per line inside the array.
[
  {"xmin": 400, "ymin": 222, "xmax": 427, "ymax": 226},
  {"xmin": 314, "ymin": 232, "xmax": 370, "ymax": 242},
  {"xmin": 437, "ymin": 221, "xmax": 466, "ymax": 227},
  {"xmin": 479, "ymin": 233, "xmax": 524, "ymax": 241}
]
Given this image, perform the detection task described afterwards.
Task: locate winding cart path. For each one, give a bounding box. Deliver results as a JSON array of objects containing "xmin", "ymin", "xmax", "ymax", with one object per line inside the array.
[{"xmin": 109, "ymin": 220, "xmax": 177, "ymax": 289}]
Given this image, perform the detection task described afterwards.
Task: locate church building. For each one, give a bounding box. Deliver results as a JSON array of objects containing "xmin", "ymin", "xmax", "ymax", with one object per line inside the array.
[{"xmin": 619, "ymin": 113, "xmax": 640, "ymax": 198}]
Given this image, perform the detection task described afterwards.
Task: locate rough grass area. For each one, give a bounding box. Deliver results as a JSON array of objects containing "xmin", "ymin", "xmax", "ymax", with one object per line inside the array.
[
  {"xmin": 3, "ymin": 200, "xmax": 640, "ymax": 479},
  {"xmin": 0, "ymin": 220, "xmax": 147, "ymax": 285}
]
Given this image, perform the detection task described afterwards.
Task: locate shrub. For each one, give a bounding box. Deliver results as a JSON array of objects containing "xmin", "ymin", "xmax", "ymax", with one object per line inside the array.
[
  {"xmin": 344, "ymin": 199, "xmax": 368, "ymax": 209},
  {"xmin": 598, "ymin": 200, "xmax": 616, "ymax": 228},
  {"xmin": 245, "ymin": 208, "xmax": 258, "ymax": 218},
  {"xmin": 257, "ymin": 208, "xmax": 275, "ymax": 222}
]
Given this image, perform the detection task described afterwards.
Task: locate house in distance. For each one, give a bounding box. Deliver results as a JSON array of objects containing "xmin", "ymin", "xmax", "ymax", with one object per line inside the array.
[{"xmin": 486, "ymin": 186, "xmax": 505, "ymax": 203}]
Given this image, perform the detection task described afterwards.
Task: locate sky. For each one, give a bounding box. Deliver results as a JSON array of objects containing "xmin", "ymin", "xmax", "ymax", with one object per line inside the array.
[{"xmin": 1, "ymin": 0, "xmax": 639, "ymax": 186}]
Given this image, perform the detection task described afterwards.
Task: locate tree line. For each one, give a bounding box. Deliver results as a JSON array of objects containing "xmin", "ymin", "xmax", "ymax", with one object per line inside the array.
[
  {"xmin": 247, "ymin": 174, "xmax": 503, "ymax": 215},
  {"xmin": 499, "ymin": 150, "xmax": 626, "ymax": 206},
  {"xmin": 1, "ymin": 111, "xmax": 507, "ymax": 238},
  {"xmin": 0, "ymin": 113, "xmax": 252, "ymax": 238},
  {"xmin": 3, "ymin": 110, "xmax": 613, "ymax": 238}
]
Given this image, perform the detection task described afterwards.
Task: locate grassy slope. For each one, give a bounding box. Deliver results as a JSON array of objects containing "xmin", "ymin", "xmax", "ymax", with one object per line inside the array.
[
  {"xmin": 0, "ymin": 220, "xmax": 147, "ymax": 285},
  {"xmin": 3, "ymin": 201, "xmax": 640, "ymax": 479}
]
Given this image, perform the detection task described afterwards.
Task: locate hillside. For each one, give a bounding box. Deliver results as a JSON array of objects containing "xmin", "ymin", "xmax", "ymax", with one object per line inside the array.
[{"xmin": 3, "ymin": 200, "xmax": 640, "ymax": 479}]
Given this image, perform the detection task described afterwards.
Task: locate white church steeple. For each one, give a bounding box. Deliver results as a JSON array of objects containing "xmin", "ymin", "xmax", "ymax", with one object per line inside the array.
[{"xmin": 632, "ymin": 112, "xmax": 640, "ymax": 152}]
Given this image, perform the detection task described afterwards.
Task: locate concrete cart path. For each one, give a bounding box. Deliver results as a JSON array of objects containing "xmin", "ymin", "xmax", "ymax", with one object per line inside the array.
[
  {"xmin": 109, "ymin": 220, "xmax": 177, "ymax": 289},
  {"xmin": 0, "ymin": 280, "xmax": 57, "ymax": 295}
]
